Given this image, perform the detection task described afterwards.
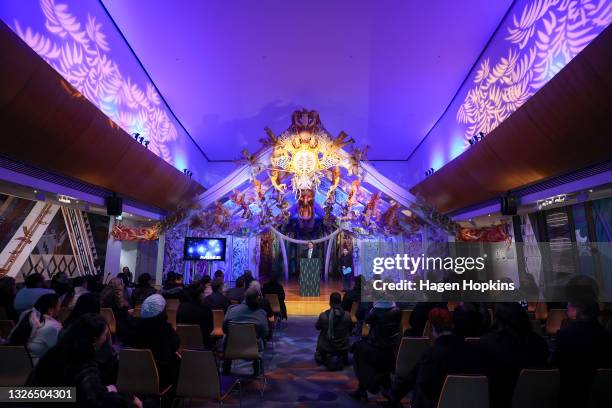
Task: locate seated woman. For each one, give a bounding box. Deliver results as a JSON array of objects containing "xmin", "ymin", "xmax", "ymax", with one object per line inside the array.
[
  {"xmin": 177, "ymin": 282, "xmax": 213, "ymax": 347},
  {"xmin": 315, "ymin": 292, "xmax": 353, "ymax": 370},
  {"xmin": 262, "ymin": 276, "xmax": 288, "ymax": 320},
  {"xmin": 100, "ymin": 278, "xmax": 130, "ymax": 341},
  {"xmin": 350, "ymin": 300, "xmax": 402, "ymax": 401},
  {"xmin": 124, "ymin": 294, "xmax": 180, "ymax": 390},
  {"xmin": 9, "ymin": 293, "xmax": 62, "ymax": 365},
  {"xmin": 131, "ymin": 273, "xmax": 157, "ymax": 306},
  {"xmin": 27, "ymin": 313, "xmax": 140, "ymax": 407}
]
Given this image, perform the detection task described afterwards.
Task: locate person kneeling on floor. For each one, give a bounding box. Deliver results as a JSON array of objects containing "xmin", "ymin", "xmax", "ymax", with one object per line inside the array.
[{"xmin": 315, "ymin": 292, "xmax": 353, "ymax": 370}]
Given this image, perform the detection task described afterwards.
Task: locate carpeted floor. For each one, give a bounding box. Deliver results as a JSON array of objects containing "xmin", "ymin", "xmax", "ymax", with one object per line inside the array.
[{"xmin": 186, "ymin": 316, "xmax": 390, "ymax": 407}]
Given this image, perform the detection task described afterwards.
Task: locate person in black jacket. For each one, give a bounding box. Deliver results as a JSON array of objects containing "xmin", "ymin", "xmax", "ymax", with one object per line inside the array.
[
  {"xmin": 552, "ymin": 276, "xmax": 612, "ymax": 408},
  {"xmin": 204, "ymin": 278, "xmax": 231, "ymax": 312},
  {"xmin": 28, "ymin": 313, "xmax": 140, "ymax": 407},
  {"xmin": 339, "ymin": 247, "xmax": 354, "ymax": 292},
  {"xmin": 342, "ymin": 277, "xmax": 361, "ymax": 312},
  {"xmin": 262, "ymin": 276, "xmax": 288, "ymax": 320},
  {"xmin": 350, "ymin": 300, "xmax": 402, "ymax": 401},
  {"xmin": 479, "ymin": 302, "xmax": 549, "ymax": 408},
  {"xmin": 124, "ymin": 294, "xmax": 180, "ymax": 389},
  {"xmin": 226, "ymin": 277, "xmax": 246, "ymax": 304},
  {"xmin": 131, "ymin": 273, "xmax": 156, "ymax": 306},
  {"xmin": 315, "ymin": 292, "xmax": 353, "ymax": 369},
  {"xmin": 177, "ymin": 282, "xmax": 213, "ymax": 348}
]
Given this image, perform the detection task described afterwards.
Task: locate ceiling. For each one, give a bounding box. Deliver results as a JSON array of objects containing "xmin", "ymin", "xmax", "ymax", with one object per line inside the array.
[{"xmin": 100, "ymin": 0, "xmax": 512, "ymax": 161}]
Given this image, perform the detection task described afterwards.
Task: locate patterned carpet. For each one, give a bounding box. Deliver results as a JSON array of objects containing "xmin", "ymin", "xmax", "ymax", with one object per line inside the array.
[{"xmin": 191, "ymin": 316, "xmax": 389, "ymax": 407}]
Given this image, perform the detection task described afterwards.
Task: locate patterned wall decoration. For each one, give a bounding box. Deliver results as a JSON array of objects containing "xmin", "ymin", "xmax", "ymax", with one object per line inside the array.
[
  {"xmin": 0, "ymin": 194, "xmax": 36, "ymax": 251},
  {"xmin": 457, "ymin": 0, "xmax": 611, "ymax": 144},
  {"xmin": 1, "ymin": 0, "xmax": 209, "ymax": 180}
]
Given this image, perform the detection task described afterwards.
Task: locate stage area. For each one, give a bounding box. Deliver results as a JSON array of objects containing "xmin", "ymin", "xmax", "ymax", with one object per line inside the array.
[{"xmin": 285, "ymin": 279, "xmax": 345, "ymax": 316}]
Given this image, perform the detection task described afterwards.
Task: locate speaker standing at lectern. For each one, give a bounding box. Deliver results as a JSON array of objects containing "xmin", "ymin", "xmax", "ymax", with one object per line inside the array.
[{"xmin": 302, "ymin": 241, "xmax": 319, "ymax": 259}]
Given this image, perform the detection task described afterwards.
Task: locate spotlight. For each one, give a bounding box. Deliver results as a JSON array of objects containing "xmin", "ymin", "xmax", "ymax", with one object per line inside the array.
[
  {"xmin": 138, "ymin": 136, "xmax": 144, "ymax": 143},
  {"xmin": 469, "ymin": 132, "xmax": 486, "ymax": 146},
  {"xmin": 183, "ymin": 169, "xmax": 193, "ymax": 177},
  {"xmin": 424, "ymin": 168, "xmax": 435, "ymax": 177},
  {"xmin": 144, "ymin": 140, "xmax": 150, "ymax": 148},
  {"xmin": 133, "ymin": 132, "xmax": 140, "ymax": 140}
]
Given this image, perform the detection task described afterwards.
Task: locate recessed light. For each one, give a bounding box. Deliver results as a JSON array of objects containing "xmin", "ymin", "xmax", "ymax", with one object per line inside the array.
[
  {"xmin": 33, "ymin": 190, "xmax": 38, "ymax": 194},
  {"xmin": 487, "ymin": 214, "xmax": 491, "ymax": 217},
  {"xmin": 588, "ymin": 189, "xmax": 593, "ymax": 193}
]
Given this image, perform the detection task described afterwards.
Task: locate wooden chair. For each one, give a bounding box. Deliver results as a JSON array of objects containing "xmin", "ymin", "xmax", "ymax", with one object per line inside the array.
[
  {"xmin": 117, "ymin": 349, "xmax": 171, "ymax": 403},
  {"xmin": 422, "ymin": 320, "xmax": 433, "ymax": 339},
  {"xmin": 465, "ymin": 337, "xmax": 480, "ymax": 345},
  {"xmin": 447, "ymin": 301, "xmax": 459, "ymax": 312},
  {"xmin": 437, "ymin": 375, "xmax": 489, "ymax": 408},
  {"xmin": 350, "ymin": 302, "xmax": 358, "ymax": 324},
  {"xmin": 400, "ymin": 309, "xmax": 412, "ymax": 334},
  {"xmin": 0, "ymin": 320, "xmax": 15, "ymax": 340},
  {"xmin": 589, "ymin": 368, "xmax": 612, "ymax": 408},
  {"xmin": 166, "ymin": 308, "xmax": 177, "ymax": 329},
  {"xmin": 166, "ymin": 298, "xmax": 180, "ymax": 311},
  {"xmin": 511, "ymin": 369, "xmax": 560, "ymax": 408},
  {"xmin": 223, "ymin": 324, "xmax": 265, "ymax": 395},
  {"xmin": 395, "ymin": 337, "xmax": 430, "ymax": 380},
  {"xmin": 175, "ymin": 349, "xmax": 241, "ymax": 406},
  {"xmin": 211, "ymin": 309, "xmax": 225, "ymax": 337},
  {"xmin": 361, "ymin": 323, "xmax": 370, "ymax": 337},
  {"xmin": 0, "ymin": 346, "xmax": 32, "ymax": 386},
  {"xmin": 176, "ymin": 324, "xmax": 204, "ymax": 350},
  {"xmin": 57, "ymin": 307, "xmax": 72, "ymax": 324},
  {"xmin": 100, "ymin": 308, "xmax": 117, "ymax": 335},
  {"xmin": 545, "ymin": 309, "xmax": 567, "ymax": 336}
]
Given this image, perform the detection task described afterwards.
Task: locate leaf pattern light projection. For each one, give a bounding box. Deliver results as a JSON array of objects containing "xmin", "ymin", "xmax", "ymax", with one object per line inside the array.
[
  {"xmin": 12, "ymin": 0, "xmax": 178, "ymax": 164},
  {"xmin": 457, "ymin": 0, "xmax": 611, "ymax": 145}
]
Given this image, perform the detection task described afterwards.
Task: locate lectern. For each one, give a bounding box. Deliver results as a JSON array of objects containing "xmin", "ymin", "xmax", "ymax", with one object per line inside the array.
[{"xmin": 299, "ymin": 258, "xmax": 321, "ymax": 296}]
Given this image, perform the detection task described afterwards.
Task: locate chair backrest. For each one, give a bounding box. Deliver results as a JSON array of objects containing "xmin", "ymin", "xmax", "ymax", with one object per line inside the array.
[
  {"xmin": 100, "ymin": 308, "xmax": 116, "ymax": 335},
  {"xmin": 117, "ymin": 348, "xmax": 160, "ymax": 396},
  {"xmin": 400, "ymin": 309, "xmax": 412, "ymax": 334},
  {"xmin": 265, "ymin": 294, "xmax": 281, "ymax": 315},
  {"xmin": 224, "ymin": 323, "xmax": 259, "ymax": 360},
  {"xmin": 166, "ymin": 299, "xmax": 180, "ymax": 311},
  {"xmin": 396, "ymin": 337, "xmax": 430, "ymax": 379},
  {"xmin": 350, "ymin": 302, "xmax": 358, "ymax": 323},
  {"xmin": 511, "ymin": 369, "xmax": 559, "ymax": 408},
  {"xmin": 465, "ymin": 337, "xmax": 480, "ymax": 345},
  {"xmin": 211, "ymin": 309, "xmax": 224, "ymax": 336},
  {"xmin": 166, "ymin": 308, "xmax": 177, "ymax": 329},
  {"xmin": 588, "ymin": 369, "xmax": 612, "ymax": 408},
  {"xmin": 0, "ymin": 346, "xmax": 33, "ymax": 386},
  {"xmin": 176, "ymin": 349, "xmax": 220, "ymax": 399},
  {"xmin": 57, "ymin": 308, "xmax": 72, "ymax": 324},
  {"xmin": 0, "ymin": 320, "xmax": 15, "ymax": 340},
  {"xmin": 535, "ymin": 302, "xmax": 548, "ymax": 320},
  {"xmin": 545, "ymin": 309, "xmax": 567, "ymax": 336},
  {"xmin": 437, "ymin": 375, "xmax": 489, "ymax": 408},
  {"xmin": 176, "ymin": 324, "xmax": 204, "ymax": 349},
  {"xmin": 447, "ymin": 302, "xmax": 459, "ymax": 312},
  {"xmin": 361, "ymin": 323, "xmax": 370, "ymax": 337}
]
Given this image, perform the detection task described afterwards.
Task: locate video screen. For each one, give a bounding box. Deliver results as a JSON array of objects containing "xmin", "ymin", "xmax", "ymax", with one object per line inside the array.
[{"xmin": 183, "ymin": 237, "xmax": 226, "ymax": 261}]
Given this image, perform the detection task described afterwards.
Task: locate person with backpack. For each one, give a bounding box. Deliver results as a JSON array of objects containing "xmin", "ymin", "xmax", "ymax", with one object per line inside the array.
[{"xmin": 315, "ymin": 292, "xmax": 353, "ymax": 370}]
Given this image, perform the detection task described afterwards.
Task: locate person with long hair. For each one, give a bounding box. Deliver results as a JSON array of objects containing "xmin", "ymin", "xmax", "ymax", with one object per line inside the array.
[
  {"xmin": 315, "ymin": 292, "xmax": 353, "ymax": 370},
  {"xmin": 480, "ymin": 302, "xmax": 548, "ymax": 408},
  {"xmin": 177, "ymin": 282, "xmax": 213, "ymax": 347},
  {"xmin": 100, "ymin": 278, "xmax": 129, "ymax": 314},
  {"xmin": 62, "ymin": 293, "xmax": 101, "ymax": 334},
  {"xmin": 27, "ymin": 313, "xmax": 141, "ymax": 408},
  {"xmin": 9, "ymin": 293, "xmax": 62, "ymax": 364}
]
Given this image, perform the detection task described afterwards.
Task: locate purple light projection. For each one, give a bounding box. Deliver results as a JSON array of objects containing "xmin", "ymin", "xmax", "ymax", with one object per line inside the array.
[
  {"xmin": 0, "ymin": 0, "xmax": 212, "ymax": 184},
  {"xmin": 407, "ymin": 0, "xmax": 611, "ymax": 187}
]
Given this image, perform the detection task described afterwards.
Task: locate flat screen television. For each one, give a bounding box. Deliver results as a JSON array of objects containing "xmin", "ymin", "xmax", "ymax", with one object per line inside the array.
[{"xmin": 183, "ymin": 237, "xmax": 227, "ymax": 261}]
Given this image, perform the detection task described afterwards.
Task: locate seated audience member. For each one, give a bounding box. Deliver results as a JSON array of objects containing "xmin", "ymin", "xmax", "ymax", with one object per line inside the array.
[
  {"xmin": 405, "ymin": 302, "xmax": 441, "ymax": 337},
  {"xmin": 214, "ymin": 269, "xmax": 224, "ymax": 281},
  {"xmin": 161, "ymin": 272, "xmax": 184, "ymax": 299},
  {"xmin": 27, "ymin": 313, "xmax": 140, "ymax": 408},
  {"xmin": 225, "ymin": 277, "xmax": 246, "ymax": 304},
  {"xmin": 249, "ymin": 281, "xmax": 274, "ymax": 319},
  {"xmin": 62, "ymin": 293, "xmax": 101, "ymax": 336},
  {"xmin": 100, "ymin": 277, "xmax": 130, "ymax": 340},
  {"xmin": 350, "ymin": 300, "xmax": 402, "ymax": 401},
  {"xmin": 223, "ymin": 286, "xmax": 268, "ymax": 375},
  {"xmin": 9, "ymin": 293, "xmax": 62, "ymax": 365},
  {"xmin": 68, "ymin": 276, "xmax": 89, "ymax": 309},
  {"xmin": 51, "ymin": 272, "xmax": 72, "ymax": 298},
  {"xmin": 201, "ymin": 275, "xmax": 213, "ymax": 298},
  {"xmin": 452, "ymin": 302, "xmax": 491, "ymax": 338},
  {"xmin": 13, "ymin": 273, "xmax": 55, "ymax": 315},
  {"xmin": 385, "ymin": 308, "xmax": 486, "ymax": 408},
  {"xmin": 552, "ymin": 277, "xmax": 612, "ymax": 408},
  {"xmin": 0, "ymin": 276, "xmax": 18, "ymax": 322},
  {"xmin": 479, "ymin": 303, "xmax": 548, "ymax": 408},
  {"xmin": 315, "ymin": 292, "xmax": 353, "ymax": 370},
  {"xmin": 124, "ymin": 294, "xmax": 180, "ymax": 389},
  {"xmin": 131, "ymin": 273, "xmax": 157, "ymax": 306},
  {"xmin": 262, "ymin": 276, "xmax": 288, "ymax": 320},
  {"xmin": 204, "ymin": 278, "xmax": 231, "ymax": 312},
  {"xmin": 242, "ymin": 270, "xmax": 255, "ymax": 290},
  {"xmin": 177, "ymin": 282, "xmax": 213, "ymax": 347},
  {"xmin": 85, "ymin": 274, "xmax": 104, "ymax": 293}
]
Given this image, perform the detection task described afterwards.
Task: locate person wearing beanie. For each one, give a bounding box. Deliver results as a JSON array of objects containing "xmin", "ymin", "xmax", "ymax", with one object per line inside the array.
[{"xmin": 124, "ymin": 294, "xmax": 180, "ymax": 389}]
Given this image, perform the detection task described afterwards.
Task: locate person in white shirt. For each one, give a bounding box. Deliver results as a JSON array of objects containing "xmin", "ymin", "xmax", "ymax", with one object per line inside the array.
[
  {"xmin": 9, "ymin": 293, "xmax": 62, "ymax": 365},
  {"xmin": 303, "ymin": 241, "xmax": 319, "ymax": 259}
]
